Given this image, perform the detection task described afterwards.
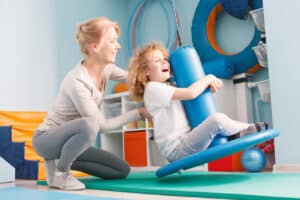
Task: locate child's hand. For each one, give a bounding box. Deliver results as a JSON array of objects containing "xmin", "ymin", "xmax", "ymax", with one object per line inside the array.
[{"xmin": 207, "ymin": 75, "xmax": 223, "ymax": 93}]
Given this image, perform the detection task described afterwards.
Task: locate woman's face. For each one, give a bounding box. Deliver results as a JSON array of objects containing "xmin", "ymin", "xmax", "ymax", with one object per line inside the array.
[
  {"xmin": 95, "ymin": 26, "xmax": 121, "ymax": 64},
  {"xmin": 146, "ymin": 49, "xmax": 171, "ymax": 82}
]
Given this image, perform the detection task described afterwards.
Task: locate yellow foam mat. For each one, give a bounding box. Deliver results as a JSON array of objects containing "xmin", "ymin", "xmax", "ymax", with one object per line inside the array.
[{"xmin": 0, "ymin": 111, "xmax": 88, "ymax": 180}]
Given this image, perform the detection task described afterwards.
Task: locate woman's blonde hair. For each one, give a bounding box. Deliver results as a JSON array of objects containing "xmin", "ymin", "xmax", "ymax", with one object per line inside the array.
[
  {"xmin": 75, "ymin": 17, "xmax": 120, "ymax": 57},
  {"xmin": 127, "ymin": 42, "xmax": 169, "ymax": 102}
]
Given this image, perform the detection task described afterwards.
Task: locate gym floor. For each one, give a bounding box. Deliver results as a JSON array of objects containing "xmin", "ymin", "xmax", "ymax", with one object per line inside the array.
[
  {"xmin": 1, "ymin": 166, "xmax": 219, "ymax": 200},
  {"xmin": 1, "ymin": 179, "xmax": 217, "ymax": 200},
  {"xmin": 3, "ymin": 166, "xmax": 300, "ymax": 200}
]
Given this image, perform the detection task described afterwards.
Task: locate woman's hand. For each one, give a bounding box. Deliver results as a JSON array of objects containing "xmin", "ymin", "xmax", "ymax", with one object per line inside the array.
[
  {"xmin": 207, "ymin": 74, "xmax": 223, "ymax": 93},
  {"xmin": 138, "ymin": 107, "xmax": 153, "ymax": 122}
]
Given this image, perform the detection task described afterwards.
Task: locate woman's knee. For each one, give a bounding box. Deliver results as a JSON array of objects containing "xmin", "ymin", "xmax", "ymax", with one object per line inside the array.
[
  {"xmin": 79, "ymin": 117, "xmax": 99, "ymax": 143},
  {"xmin": 105, "ymin": 162, "xmax": 130, "ymax": 179},
  {"xmin": 118, "ymin": 162, "xmax": 130, "ymax": 179}
]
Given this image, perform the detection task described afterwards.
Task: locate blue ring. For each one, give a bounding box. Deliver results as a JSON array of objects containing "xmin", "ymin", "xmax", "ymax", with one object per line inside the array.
[
  {"xmin": 127, "ymin": 0, "xmax": 177, "ymax": 56},
  {"xmin": 127, "ymin": 0, "xmax": 145, "ymax": 56},
  {"xmin": 191, "ymin": 0, "xmax": 263, "ymax": 74},
  {"xmin": 137, "ymin": 0, "xmax": 171, "ymax": 49}
]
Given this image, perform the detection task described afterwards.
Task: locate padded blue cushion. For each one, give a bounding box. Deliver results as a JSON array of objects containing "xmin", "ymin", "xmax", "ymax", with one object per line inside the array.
[
  {"xmin": 170, "ymin": 46, "xmax": 217, "ymax": 128},
  {"xmin": 203, "ymin": 58, "xmax": 234, "ymax": 79}
]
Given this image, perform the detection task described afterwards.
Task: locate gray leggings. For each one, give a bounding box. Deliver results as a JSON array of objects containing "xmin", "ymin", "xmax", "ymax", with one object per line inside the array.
[
  {"xmin": 32, "ymin": 117, "xmax": 129, "ymax": 179},
  {"xmin": 167, "ymin": 113, "xmax": 250, "ymax": 162}
]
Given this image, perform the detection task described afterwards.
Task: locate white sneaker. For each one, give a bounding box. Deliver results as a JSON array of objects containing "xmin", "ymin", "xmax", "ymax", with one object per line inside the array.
[
  {"xmin": 44, "ymin": 160, "xmax": 56, "ymax": 186},
  {"xmin": 51, "ymin": 170, "xmax": 85, "ymax": 191}
]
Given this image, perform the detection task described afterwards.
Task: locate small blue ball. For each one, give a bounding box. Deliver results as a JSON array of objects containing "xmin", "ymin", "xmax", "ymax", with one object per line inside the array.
[
  {"xmin": 209, "ymin": 135, "xmax": 228, "ymax": 148},
  {"xmin": 241, "ymin": 148, "xmax": 266, "ymax": 172}
]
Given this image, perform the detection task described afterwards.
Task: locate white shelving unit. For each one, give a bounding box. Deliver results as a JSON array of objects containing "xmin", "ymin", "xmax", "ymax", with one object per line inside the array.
[{"xmin": 100, "ymin": 92, "xmax": 167, "ymax": 168}]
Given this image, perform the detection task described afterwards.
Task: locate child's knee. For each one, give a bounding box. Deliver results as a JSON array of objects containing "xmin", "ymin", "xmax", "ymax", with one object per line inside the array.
[
  {"xmin": 209, "ymin": 113, "xmax": 228, "ymax": 123},
  {"xmin": 207, "ymin": 113, "xmax": 231, "ymax": 129}
]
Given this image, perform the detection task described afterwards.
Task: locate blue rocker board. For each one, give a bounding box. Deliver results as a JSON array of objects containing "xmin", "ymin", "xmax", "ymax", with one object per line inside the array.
[{"xmin": 156, "ymin": 129, "xmax": 279, "ymax": 177}]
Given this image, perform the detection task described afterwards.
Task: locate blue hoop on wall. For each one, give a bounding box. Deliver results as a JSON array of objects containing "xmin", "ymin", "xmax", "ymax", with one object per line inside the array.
[
  {"xmin": 127, "ymin": 0, "xmax": 179, "ymax": 56},
  {"xmin": 191, "ymin": 0, "xmax": 263, "ymax": 76},
  {"xmin": 221, "ymin": 0, "xmax": 249, "ymax": 19}
]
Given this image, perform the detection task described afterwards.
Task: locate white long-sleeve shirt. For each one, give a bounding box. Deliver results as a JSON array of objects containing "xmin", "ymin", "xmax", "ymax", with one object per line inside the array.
[{"xmin": 38, "ymin": 63, "xmax": 141, "ymax": 132}]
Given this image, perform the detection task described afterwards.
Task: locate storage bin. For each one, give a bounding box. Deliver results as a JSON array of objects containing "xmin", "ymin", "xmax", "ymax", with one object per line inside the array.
[
  {"xmin": 208, "ymin": 151, "xmax": 244, "ymax": 171},
  {"xmin": 124, "ymin": 131, "xmax": 147, "ymax": 166}
]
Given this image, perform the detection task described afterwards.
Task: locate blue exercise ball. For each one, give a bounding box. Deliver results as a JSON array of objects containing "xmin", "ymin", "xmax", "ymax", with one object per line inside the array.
[
  {"xmin": 209, "ymin": 135, "xmax": 228, "ymax": 148},
  {"xmin": 241, "ymin": 148, "xmax": 266, "ymax": 172}
]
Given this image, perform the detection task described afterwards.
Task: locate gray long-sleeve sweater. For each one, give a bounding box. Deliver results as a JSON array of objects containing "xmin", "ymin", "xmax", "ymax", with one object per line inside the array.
[{"xmin": 38, "ymin": 63, "xmax": 141, "ymax": 133}]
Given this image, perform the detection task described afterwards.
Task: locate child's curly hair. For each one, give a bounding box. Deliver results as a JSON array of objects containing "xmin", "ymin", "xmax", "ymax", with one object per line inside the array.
[{"xmin": 127, "ymin": 42, "xmax": 169, "ymax": 102}]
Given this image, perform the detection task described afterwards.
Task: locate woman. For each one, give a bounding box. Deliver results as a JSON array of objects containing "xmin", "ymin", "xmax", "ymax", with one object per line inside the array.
[{"xmin": 32, "ymin": 17, "xmax": 149, "ymax": 191}]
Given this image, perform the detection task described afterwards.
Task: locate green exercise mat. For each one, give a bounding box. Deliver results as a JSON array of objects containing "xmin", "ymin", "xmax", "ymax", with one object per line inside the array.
[{"xmin": 38, "ymin": 171, "xmax": 300, "ymax": 199}]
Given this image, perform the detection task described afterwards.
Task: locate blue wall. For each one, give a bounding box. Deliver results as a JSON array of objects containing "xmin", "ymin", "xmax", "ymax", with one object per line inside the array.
[
  {"xmin": 0, "ymin": 0, "xmax": 57, "ymax": 111},
  {"xmin": 264, "ymin": 0, "xmax": 300, "ymax": 165},
  {"xmin": 126, "ymin": 0, "xmax": 271, "ymax": 125},
  {"xmin": 54, "ymin": 0, "xmax": 128, "ymax": 92},
  {"xmin": 0, "ymin": 0, "xmax": 269, "ymax": 114},
  {"xmin": 0, "ymin": 0, "xmax": 128, "ymax": 110},
  {"xmin": 0, "ymin": 0, "xmax": 272, "ymax": 143}
]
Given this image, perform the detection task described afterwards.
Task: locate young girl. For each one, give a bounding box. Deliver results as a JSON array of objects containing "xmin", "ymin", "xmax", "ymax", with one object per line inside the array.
[{"xmin": 127, "ymin": 42, "xmax": 267, "ymax": 162}]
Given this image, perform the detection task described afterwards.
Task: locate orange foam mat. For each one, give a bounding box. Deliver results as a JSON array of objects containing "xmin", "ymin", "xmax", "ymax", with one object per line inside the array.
[{"xmin": 0, "ymin": 111, "xmax": 88, "ymax": 180}]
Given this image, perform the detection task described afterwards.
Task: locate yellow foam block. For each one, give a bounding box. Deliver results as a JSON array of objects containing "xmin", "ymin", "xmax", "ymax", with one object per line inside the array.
[
  {"xmin": 0, "ymin": 111, "xmax": 89, "ymax": 180},
  {"xmin": 0, "ymin": 111, "xmax": 46, "ymax": 125}
]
